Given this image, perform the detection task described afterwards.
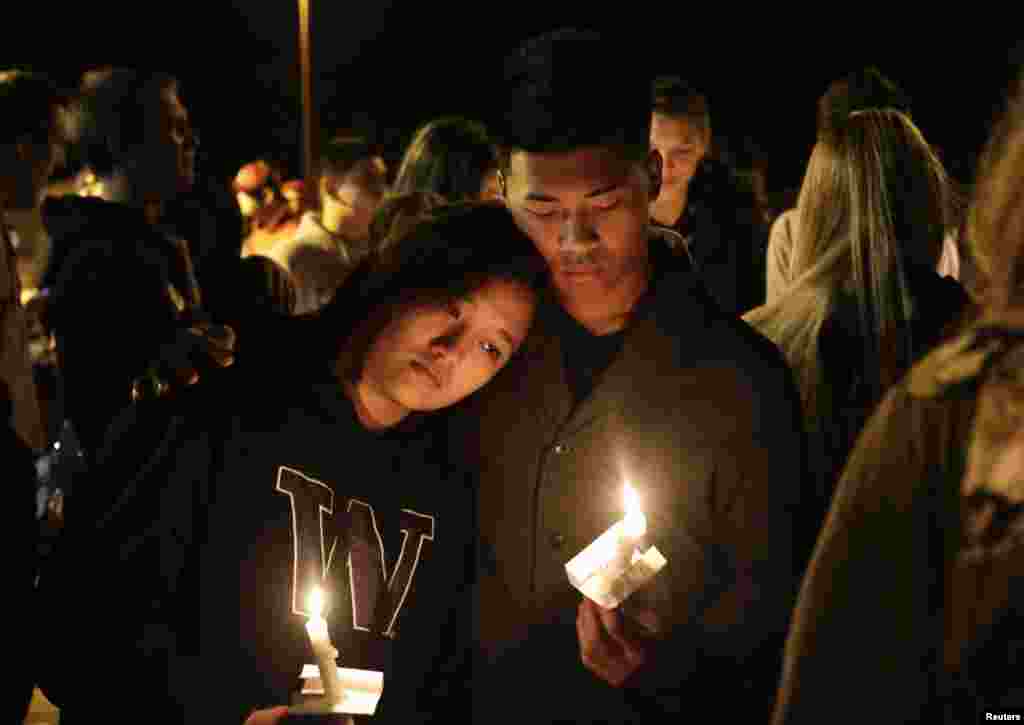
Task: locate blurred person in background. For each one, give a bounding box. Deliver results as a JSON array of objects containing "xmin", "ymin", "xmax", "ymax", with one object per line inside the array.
[
  {"xmin": 649, "ymin": 76, "xmax": 768, "ymax": 315},
  {"xmin": 42, "ymin": 68, "xmax": 235, "ymax": 471},
  {"xmin": 770, "ymin": 70, "xmax": 1024, "ymax": 725},
  {"xmin": 745, "ymin": 109, "xmax": 969, "ymax": 550},
  {"xmin": 392, "ymin": 116, "xmax": 501, "ymax": 203},
  {"xmin": 0, "ymin": 67, "xmax": 68, "ymax": 725},
  {"xmin": 265, "ymin": 136, "xmax": 388, "ymax": 315},
  {"xmin": 766, "ymin": 68, "xmax": 965, "ymax": 301},
  {"xmin": 368, "ymin": 190, "xmax": 448, "ymax": 253},
  {"xmin": 235, "ymin": 157, "xmax": 303, "ymax": 258}
]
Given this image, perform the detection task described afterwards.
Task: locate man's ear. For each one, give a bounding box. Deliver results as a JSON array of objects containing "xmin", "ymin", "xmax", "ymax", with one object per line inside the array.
[
  {"xmin": 13, "ymin": 138, "xmax": 33, "ymax": 165},
  {"xmin": 496, "ymin": 168, "xmax": 508, "ymax": 202},
  {"xmin": 646, "ymin": 149, "xmax": 662, "ymax": 201}
]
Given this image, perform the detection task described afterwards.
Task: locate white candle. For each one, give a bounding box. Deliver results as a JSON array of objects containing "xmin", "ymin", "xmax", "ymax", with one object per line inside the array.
[
  {"xmin": 566, "ymin": 480, "xmax": 667, "ymax": 610},
  {"xmin": 305, "ymin": 586, "xmax": 345, "ymax": 706}
]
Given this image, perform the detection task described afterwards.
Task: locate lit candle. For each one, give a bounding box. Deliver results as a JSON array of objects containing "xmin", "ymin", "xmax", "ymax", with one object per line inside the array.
[
  {"xmin": 618, "ymin": 482, "xmax": 647, "ymax": 568},
  {"xmin": 566, "ymin": 480, "xmax": 667, "ymax": 610},
  {"xmin": 305, "ymin": 586, "xmax": 344, "ymax": 707}
]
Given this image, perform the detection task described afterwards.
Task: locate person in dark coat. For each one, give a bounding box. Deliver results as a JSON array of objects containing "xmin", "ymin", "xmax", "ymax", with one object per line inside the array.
[
  {"xmin": 42, "ymin": 69, "xmax": 235, "ymax": 471},
  {"xmin": 467, "ymin": 28, "xmax": 810, "ymax": 724}
]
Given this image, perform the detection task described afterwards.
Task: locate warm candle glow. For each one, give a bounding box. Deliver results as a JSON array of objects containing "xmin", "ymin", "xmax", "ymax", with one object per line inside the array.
[
  {"xmin": 307, "ymin": 586, "xmax": 325, "ymax": 619},
  {"xmin": 622, "ymin": 482, "xmax": 647, "ymax": 539}
]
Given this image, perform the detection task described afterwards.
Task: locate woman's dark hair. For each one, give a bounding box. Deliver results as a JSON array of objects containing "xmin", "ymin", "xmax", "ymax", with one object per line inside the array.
[
  {"xmin": 817, "ymin": 67, "xmax": 912, "ymax": 139},
  {"xmin": 392, "ymin": 118, "xmax": 498, "ymax": 202},
  {"xmin": 310, "ymin": 201, "xmax": 546, "ymax": 381}
]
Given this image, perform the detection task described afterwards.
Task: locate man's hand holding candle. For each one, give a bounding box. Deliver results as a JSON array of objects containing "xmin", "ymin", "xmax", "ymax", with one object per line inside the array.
[
  {"xmin": 576, "ymin": 597, "xmax": 662, "ymax": 687},
  {"xmin": 245, "ymin": 706, "xmax": 290, "ymax": 725}
]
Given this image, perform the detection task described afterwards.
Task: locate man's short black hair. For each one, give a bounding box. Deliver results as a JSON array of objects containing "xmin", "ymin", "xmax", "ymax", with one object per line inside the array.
[
  {"xmin": 72, "ymin": 68, "xmax": 178, "ymax": 177},
  {"xmin": 652, "ymin": 75, "xmax": 711, "ymax": 135},
  {"xmin": 0, "ymin": 70, "xmax": 69, "ymax": 145},
  {"xmin": 492, "ymin": 28, "xmax": 652, "ymax": 167},
  {"xmin": 818, "ymin": 67, "xmax": 912, "ymax": 137}
]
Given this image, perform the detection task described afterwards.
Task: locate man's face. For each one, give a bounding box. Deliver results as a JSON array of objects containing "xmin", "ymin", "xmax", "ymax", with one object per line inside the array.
[
  {"xmin": 650, "ymin": 112, "xmax": 708, "ymax": 192},
  {"xmin": 502, "ymin": 146, "xmax": 653, "ymax": 320},
  {"xmin": 137, "ymin": 87, "xmax": 196, "ymax": 199}
]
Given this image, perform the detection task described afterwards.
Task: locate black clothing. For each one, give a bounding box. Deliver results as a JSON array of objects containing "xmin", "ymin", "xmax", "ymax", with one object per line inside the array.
[
  {"xmin": 42, "ymin": 195, "xmax": 202, "ymax": 464},
  {"xmin": 38, "ymin": 366, "xmax": 476, "ymax": 724},
  {"xmin": 551, "ymin": 302, "xmax": 627, "ymax": 408},
  {"xmin": 662, "ymin": 158, "xmax": 768, "ymax": 317}
]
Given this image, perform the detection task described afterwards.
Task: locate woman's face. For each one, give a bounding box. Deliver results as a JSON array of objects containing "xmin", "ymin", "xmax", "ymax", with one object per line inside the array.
[{"xmin": 360, "ymin": 277, "xmax": 535, "ymax": 414}]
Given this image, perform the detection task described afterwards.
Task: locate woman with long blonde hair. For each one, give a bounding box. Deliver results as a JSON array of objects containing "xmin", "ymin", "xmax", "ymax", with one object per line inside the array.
[
  {"xmin": 771, "ymin": 72, "xmax": 1024, "ymax": 725},
  {"xmin": 745, "ymin": 110, "xmax": 969, "ymax": 517}
]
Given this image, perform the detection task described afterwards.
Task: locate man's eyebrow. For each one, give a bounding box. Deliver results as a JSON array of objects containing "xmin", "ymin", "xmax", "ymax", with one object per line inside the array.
[{"xmin": 524, "ymin": 183, "xmax": 622, "ymax": 203}]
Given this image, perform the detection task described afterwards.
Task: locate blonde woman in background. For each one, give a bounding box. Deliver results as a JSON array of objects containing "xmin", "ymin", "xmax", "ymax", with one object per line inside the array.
[
  {"xmin": 392, "ymin": 117, "xmax": 500, "ymax": 203},
  {"xmin": 745, "ymin": 109, "xmax": 970, "ymax": 543},
  {"xmin": 771, "ymin": 71, "xmax": 1024, "ymax": 725}
]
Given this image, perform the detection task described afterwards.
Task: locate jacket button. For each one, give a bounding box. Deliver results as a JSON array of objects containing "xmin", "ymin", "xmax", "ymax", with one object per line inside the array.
[
  {"xmin": 553, "ymin": 443, "xmax": 569, "ymax": 455},
  {"xmin": 550, "ymin": 533, "xmax": 565, "ymax": 549}
]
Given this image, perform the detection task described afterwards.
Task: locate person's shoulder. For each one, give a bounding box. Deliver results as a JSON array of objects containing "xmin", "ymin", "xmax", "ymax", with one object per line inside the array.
[
  {"xmin": 770, "ymin": 208, "xmax": 797, "ymax": 237},
  {"xmin": 652, "ymin": 291, "xmax": 797, "ymax": 427}
]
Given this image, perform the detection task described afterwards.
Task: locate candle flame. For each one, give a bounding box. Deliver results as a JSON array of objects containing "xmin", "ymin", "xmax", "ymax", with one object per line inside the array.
[
  {"xmin": 306, "ymin": 586, "xmax": 325, "ymax": 618},
  {"xmin": 623, "ymin": 482, "xmax": 647, "ymax": 539}
]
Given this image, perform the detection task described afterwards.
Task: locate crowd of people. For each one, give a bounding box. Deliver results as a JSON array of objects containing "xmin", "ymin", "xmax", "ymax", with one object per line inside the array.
[{"xmin": 2, "ymin": 27, "xmax": 1021, "ymax": 725}]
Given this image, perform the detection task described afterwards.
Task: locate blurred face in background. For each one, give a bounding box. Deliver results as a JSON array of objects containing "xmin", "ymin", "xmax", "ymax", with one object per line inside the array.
[
  {"xmin": 650, "ymin": 112, "xmax": 709, "ymax": 194},
  {"xmin": 320, "ymin": 157, "xmax": 388, "ymax": 239},
  {"xmin": 132, "ymin": 86, "xmax": 196, "ymax": 199},
  {"xmin": 122, "ymin": 86, "xmax": 196, "ymax": 202}
]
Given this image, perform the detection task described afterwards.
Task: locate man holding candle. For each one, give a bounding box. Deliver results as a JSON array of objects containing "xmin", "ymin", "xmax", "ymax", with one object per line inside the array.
[{"xmin": 464, "ymin": 28, "xmax": 810, "ymax": 724}]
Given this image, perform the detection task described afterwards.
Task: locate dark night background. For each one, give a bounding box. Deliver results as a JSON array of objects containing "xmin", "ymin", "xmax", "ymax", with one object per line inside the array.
[{"xmin": 7, "ymin": 5, "xmax": 1023, "ymax": 196}]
